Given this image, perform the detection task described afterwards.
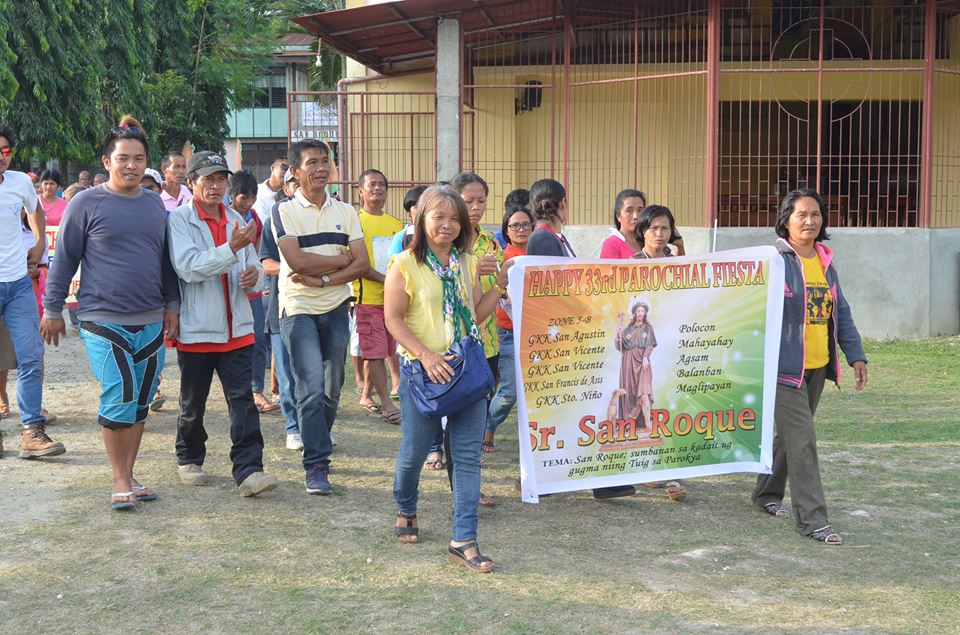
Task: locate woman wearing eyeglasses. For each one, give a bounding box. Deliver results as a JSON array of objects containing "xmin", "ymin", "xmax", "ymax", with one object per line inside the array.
[{"xmin": 482, "ymin": 195, "xmax": 534, "ymax": 453}]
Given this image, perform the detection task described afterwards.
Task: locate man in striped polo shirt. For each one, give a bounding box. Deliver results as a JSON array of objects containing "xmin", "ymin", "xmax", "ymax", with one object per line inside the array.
[{"xmin": 273, "ymin": 140, "xmax": 369, "ymax": 495}]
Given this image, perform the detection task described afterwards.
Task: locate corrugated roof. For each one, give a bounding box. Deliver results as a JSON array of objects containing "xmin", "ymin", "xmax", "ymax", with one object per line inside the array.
[{"xmin": 294, "ymin": 0, "xmax": 565, "ymax": 74}]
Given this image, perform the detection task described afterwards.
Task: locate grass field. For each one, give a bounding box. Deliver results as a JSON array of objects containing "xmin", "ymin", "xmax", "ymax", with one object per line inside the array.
[{"xmin": 1, "ymin": 337, "xmax": 958, "ymax": 634}]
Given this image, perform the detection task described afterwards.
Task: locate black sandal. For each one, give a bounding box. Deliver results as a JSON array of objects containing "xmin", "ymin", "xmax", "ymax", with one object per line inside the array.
[
  {"xmin": 761, "ymin": 501, "xmax": 791, "ymax": 518},
  {"xmin": 395, "ymin": 512, "xmax": 419, "ymax": 544},
  {"xmin": 808, "ymin": 526, "xmax": 843, "ymax": 544},
  {"xmin": 448, "ymin": 541, "xmax": 493, "ymax": 573}
]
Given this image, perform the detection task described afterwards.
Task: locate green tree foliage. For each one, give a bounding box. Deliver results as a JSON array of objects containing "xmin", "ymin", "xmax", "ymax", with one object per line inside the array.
[
  {"xmin": 277, "ymin": 0, "xmax": 345, "ymax": 91},
  {"xmin": 0, "ymin": 0, "xmax": 107, "ymax": 161},
  {"xmin": 0, "ymin": 0, "xmax": 18, "ymax": 110},
  {"xmin": 101, "ymin": 0, "xmax": 154, "ymax": 119},
  {"xmin": 0, "ymin": 0, "xmax": 288, "ymax": 161}
]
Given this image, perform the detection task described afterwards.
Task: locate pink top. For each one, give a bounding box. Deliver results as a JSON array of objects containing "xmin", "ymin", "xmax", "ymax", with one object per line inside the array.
[
  {"xmin": 40, "ymin": 196, "xmax": 68, "ymax": 226},
  {"xmin": 599, "ymin": 231, "xmax": 637, "ymax": 259}
]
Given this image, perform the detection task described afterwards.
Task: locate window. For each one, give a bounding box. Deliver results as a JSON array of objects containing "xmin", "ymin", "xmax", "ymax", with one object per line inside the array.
[{"xmin": 252, "ymin": 67, "xmax": 287, "ymax": 108}]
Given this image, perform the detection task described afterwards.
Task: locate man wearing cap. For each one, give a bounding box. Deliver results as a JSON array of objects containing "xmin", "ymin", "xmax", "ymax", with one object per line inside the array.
[
  {"xmin": 167, "ymin": 151, "xmax": 279, "ymax": 497},
  {"xmin": 141, "ymin": 168, "xmax": 163, "ymax": 195}
]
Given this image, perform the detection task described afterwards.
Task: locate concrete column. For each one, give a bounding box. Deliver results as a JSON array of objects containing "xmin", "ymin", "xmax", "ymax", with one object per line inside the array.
[{"xmin": 436, "ymin": 16, "xmax": 461, "ymax": 181}]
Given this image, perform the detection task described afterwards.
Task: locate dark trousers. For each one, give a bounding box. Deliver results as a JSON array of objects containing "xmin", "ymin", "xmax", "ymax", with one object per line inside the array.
[
  {"xmin": 752, "ymin": 366, "xmax": 829, "ymax": 535},
  {"xmin": 176, "ymin": 345, "xmax": 265, "ymax": 485}
]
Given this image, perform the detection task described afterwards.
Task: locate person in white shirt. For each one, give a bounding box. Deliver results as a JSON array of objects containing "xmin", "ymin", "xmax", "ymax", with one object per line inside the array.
[
  {"xmin": 254, "ymin": 158, "xmax": 288, "ymax": 223},
  {"xmin": 0, "ymin": 123, "xmax": 64, "ymax": 459}
]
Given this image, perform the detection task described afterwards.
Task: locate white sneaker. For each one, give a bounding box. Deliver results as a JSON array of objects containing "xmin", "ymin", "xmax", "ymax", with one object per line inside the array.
[
  {"xmin": 238, "ymin": 471, "xmax": 279, "ymax": 497},
  {"xmin": 178, "ymin": 463, "xmax": 208, "ymax": 486},
  {"xmin": 286, "ymin": 433, "xmax": 303, "ymax": 450},
  {"xmin": 330, "ymin": 433, "xmax": 337, "ymax": 447}
]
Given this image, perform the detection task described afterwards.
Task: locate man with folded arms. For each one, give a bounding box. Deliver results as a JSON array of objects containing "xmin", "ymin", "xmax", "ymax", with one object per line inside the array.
[
  {"xmin": 273, "ymin": 139, "xmax": 369, "ymax": 495},
  {"xmin": 167, "ymin": 151, "xmax": 278, "ymax": 497}
]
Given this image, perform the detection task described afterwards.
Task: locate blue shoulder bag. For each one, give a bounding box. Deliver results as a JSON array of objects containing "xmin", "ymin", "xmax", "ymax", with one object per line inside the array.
[{"xmin": 402, "ymin": 265, "xmax": 494, "ymax": 418}]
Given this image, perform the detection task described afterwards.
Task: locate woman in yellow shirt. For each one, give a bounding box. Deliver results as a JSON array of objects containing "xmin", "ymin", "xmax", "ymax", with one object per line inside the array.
[
  {"xmin": 752, "ymin": 188, "xmax": 868, "ymax": 545},
  {"xmin": 384, "ymin": 185, "xmax": 511, "ymax": 572}
]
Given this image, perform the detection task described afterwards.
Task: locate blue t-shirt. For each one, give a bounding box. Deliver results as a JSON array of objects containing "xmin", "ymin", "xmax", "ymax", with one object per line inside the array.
[{"xmin": 387, "ymin": 224, "xmax": 414, "ymax": 259}]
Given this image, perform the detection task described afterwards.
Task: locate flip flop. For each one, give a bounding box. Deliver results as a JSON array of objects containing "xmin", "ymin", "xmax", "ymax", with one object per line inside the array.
[
  {"xmin": 424, "ymin": 451, "xmax": 445, "ymax": 470},
  {"xmin": 381, "ymin": 409, "xmax": 401, "ymax": 425},
  {"xmin": 359, "ymin": 402, "xmax": 382, "ymax": 416},
  {"xmin": 133, "ymin": 485, "xmax": 158, "ymax": 502},
  {"xmin": 111, "ymin": 492, "xmax": 139, "ymax": 511},
  {"xmin": 256, "ymin": 401, "xmax": 280, "ymax": 414},
  {"xmin": 149, "ymin": 396, "xmax": 167, "ymax": 412}
]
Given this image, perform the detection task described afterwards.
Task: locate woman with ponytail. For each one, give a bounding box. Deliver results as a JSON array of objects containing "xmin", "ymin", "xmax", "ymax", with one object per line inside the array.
[
  {"xmin": 525, "ymin": 178, "xmax": 636, "ymax": 500},
  {"xmin": 526, "ymin": 179, "xmax": 575, "ymax": 257}
]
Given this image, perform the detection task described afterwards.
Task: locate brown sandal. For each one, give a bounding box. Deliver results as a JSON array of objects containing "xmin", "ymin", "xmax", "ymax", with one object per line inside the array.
[
  {"xmin": 481, "ymin": 431, "xmax": 495, "ymax": 453},
  {"xmin": 395, "ymin": 512, "xmax": 419, "ymax": 544}
]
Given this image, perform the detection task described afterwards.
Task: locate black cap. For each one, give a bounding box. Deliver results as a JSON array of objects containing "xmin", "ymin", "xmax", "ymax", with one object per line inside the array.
[{"xmin": 186, "ymin": 151, "xmax": 232, "ymax": 179}]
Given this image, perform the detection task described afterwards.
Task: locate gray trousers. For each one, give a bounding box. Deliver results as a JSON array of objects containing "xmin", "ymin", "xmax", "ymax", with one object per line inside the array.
[{"xmin": 752, "ymin": 367, "xmax": 830, "ymax": 535}]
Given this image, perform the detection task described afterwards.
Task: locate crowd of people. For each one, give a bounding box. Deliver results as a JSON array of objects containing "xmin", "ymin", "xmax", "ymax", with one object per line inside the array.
[{"xmin": 0, "ymin": 113, "xmax": 869, "ymax": 573}]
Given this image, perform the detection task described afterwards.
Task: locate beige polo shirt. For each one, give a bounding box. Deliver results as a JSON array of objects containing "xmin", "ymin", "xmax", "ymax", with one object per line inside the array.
[{"xmin": 273, "ymin": 190, "xmax": 363, "ymax": 316}]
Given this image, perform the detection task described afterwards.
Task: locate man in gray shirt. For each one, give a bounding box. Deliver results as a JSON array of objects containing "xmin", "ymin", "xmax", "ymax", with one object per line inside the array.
[{"xmin": 42, "ymin": 119, "xmax": 179, "ymax": 510}]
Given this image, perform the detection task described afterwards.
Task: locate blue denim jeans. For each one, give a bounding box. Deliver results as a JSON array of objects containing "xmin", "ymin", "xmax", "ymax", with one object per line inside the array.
[
  {"xmin": 280, "ymin": 302, "xmax": 349, "ymax": 470},
  {"xmin": 394, "ymin": 369, "xmax": 487, "ymax": 542},
  {"xmin": 0, "ymin": 275, "xmax": 44, "ymax": 427},
  {"xmin": 249, "ymin": 296, "xmax": 270, "ymax": 393},
  {"xmin": 485, "ymin": 328, "xmax": 517, "ymax": 434},
  {"xmin": 270, "ymin": 332, "xmax": 299, "ymax": 436}
]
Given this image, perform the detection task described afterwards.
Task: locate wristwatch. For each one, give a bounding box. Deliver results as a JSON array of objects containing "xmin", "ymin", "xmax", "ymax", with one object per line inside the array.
[{"xmin": 320, "ymin": 274, "xmax": 331, "ymax": 288}]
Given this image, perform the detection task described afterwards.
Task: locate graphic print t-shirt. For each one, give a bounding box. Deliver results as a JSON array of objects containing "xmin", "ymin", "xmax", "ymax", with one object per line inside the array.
[{"xmin": 800, "ymin": 254, "xmax": 833, "ymax": 369}]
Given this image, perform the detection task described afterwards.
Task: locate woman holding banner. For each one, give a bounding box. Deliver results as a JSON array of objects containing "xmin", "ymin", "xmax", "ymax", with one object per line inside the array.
[
  {"xmin": 527, "ymin": 179, "xmax": 637, "ymax": 500},
  {"xmin": 601, "ymin": 202, "xmax": 686, "ymax": 501},
  {"xmin": 751, "ymin": 188, "xmax": 867, "ymax": 545},
  {"xmin": 384, "ymin": 185, "xmax": 512, "ymax": 573},
  {"xmin": 633, "ymin": 204, "xmax": 684, "ymax": 259},
  {"xmin": 600, "ymin": 189, "xmax": 646, "ymax": 258}
]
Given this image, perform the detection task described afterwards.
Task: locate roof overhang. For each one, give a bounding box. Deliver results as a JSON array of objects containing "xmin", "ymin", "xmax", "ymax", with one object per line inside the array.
[{"xmin": 295, "ymin": 0, "xmax": 566, "ymax": 74}]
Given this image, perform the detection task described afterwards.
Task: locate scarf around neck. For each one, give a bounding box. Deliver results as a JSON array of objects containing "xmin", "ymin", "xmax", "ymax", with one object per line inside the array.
[{"xmin": 424, "ymin": 247, "xmax": 478, "ymax": 346}]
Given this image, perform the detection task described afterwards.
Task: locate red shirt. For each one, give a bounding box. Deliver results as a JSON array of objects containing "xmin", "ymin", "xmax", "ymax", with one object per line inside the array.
[
  {"xmin": 496, "ymin": 242, "xmax": 525, "ymax": 330},
  {"xmin": 176, "ymin": 203, "xmax": 255, "ymax": 353}
]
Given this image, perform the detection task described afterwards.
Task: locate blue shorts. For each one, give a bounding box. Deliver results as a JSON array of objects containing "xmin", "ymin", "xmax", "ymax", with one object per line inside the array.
[{"xmin": 79, "ymin": 321, "xmax": 165, "ymax": 429}]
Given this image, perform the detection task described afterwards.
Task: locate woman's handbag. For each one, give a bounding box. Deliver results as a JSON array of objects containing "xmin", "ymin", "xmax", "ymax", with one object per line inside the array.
[
  {"xmin": 402, "ymin": 261, "xmax": 495, "ymax": 418},
  {"xmin": 402, "ymin": 334, "xmax": 493, "ymax": 418}
]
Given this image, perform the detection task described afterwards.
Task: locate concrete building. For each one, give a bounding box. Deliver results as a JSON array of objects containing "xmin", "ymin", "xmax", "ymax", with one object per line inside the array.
[
  {"xmin": 223, "ymin": 34, "xmax": 315, "ymax": 178},
  {"xmin": 295, "ymin": 0, "xmax": 960, "ymax": 338}
]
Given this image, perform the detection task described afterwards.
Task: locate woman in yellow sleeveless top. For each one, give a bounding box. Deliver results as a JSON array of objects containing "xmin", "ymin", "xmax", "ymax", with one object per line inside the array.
[{"xmin": 384, "ymin": 185, "xmax": 512, "ymax": 572}]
